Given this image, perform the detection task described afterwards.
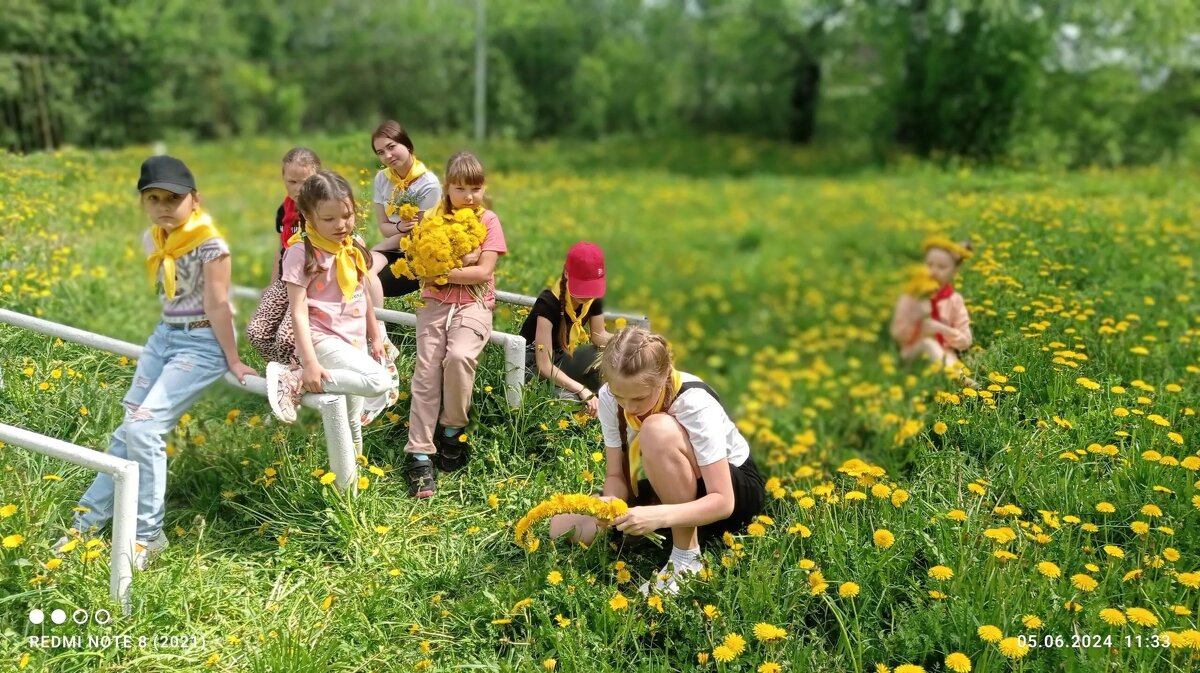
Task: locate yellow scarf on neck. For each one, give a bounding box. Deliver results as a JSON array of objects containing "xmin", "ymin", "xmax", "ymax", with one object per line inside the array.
[
  {"xmin": 384, "ymin": 158, "xmax": 429, "ymax": 218},
  {"xmin": 286, "ymin": 227, "xmax": 368, "ymax": 302},
  {"xmin": 623, "ymin": 369, "xmax": 683, "ymax": 497},
  {"xmin": 146, "ymin": 209, "xmax": 220, "ymax": 300},
  {"xmin": 548, "ymin": 281, "xmax": 594, "ymax": 354}
]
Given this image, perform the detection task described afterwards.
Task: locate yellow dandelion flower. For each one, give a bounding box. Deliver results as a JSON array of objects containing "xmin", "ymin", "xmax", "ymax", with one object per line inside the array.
[
  {"xmin": 977, "ymin": 625, "xmax": 1003, "ymax": 643},
  {"xmin": 873, "ymin": 529, "xmax": 895, "ymax": 549},
  {"xmin": 608, "ymin": 592, "xmax": 629, "ymax": 611},
  {"xmin": 928, "ymin": 565, "xmax": 954, "ymax": 581},
  {"xmin": 712, "ymin": 645, "xmax": 735, "ymax": 663},
  {"xmin": 723, "ymin": 632, "xmax": 746, "ymax": 655},
  {"xmin": 1036, "ymin": 561, "xmax": 1061, "ymax": 579},
  {"xmin": 839, "ymin": 582, "xmax": 860, "ymax": 598},
  {"xmin": 998, "ymin": 637, "xmax": 1030, "ymax": 659},
  {"xmin": 1125, "ymin": 607, "xmax": 1158, "ymax": 627},
  {"xmin": 1071, "ymin": 574, "xmax": 1098, "ymax": 592},
  {"xmin": 945, "ymin": 652, "xmax": 971, "ymax": 673},
  {"xmin": 1099, "ymin": 608, "xmax": 1127, "ymax": 626}
]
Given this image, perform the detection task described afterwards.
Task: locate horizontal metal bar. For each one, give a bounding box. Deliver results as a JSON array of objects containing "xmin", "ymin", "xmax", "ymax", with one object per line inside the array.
[{"xmin": 233, "ymin": 284, "xmax": 650, "ymax": 328}]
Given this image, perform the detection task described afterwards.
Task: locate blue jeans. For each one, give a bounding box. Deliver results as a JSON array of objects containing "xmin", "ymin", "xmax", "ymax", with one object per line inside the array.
[{"xmin": 74, "ymin": 322, "xmax": 227, "ymax": 540}]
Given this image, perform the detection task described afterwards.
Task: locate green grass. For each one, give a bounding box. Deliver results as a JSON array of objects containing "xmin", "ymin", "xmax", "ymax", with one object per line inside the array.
[{"xmin": 1, "ymin": 135, "xmax": 1199, "ymax": 672}]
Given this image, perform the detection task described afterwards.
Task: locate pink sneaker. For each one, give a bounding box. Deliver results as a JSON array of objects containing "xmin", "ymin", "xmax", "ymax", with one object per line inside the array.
[{"xmin": 266, "ymin": 362, "xmax": 302, "ymax": 423}]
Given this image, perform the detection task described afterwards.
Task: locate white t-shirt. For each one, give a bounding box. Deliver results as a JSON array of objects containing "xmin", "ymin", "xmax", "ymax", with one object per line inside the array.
[
  {"xmin": 372, "ymin": 169, "xmax": 442, "ymax": 223},
  {"xmin": 599, "ymin": 372, "xmax": 750, "ymax": 468}
]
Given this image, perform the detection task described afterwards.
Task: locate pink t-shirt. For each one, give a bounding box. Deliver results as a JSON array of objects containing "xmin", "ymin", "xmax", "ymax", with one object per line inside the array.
[
  {"xmin": 422, "ymin": 209, "xmax": 508, "ymax": 308},
  {"xmin": 281, "ymin": 242, "xmax": 369, "ymax": 350}
]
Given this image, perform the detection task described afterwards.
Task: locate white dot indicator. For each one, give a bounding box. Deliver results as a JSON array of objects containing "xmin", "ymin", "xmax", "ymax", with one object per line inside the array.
[
  {"xmin": 51, "ymin": 609, "xmax": 67, "ymax": 625},
  {"xmin": 29, "ymin": 609, "xmax": 45, "ymax": 624}
]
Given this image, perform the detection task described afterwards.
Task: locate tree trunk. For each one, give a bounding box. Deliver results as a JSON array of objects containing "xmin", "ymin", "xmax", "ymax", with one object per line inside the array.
[{"xmin": 788, "ymin": 53, "xmax": 821, "ymax": 143}]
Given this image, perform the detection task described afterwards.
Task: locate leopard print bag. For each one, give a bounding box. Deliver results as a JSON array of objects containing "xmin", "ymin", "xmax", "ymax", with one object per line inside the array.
[{"xmin": 246, "ymin": 278, "xmax": 296, "ymax": 364}]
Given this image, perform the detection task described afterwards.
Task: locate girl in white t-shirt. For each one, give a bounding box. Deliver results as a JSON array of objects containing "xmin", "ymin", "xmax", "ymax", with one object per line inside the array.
[
  {"xmin": 549, "ymin": 327, "xmax": 765, "ymax": 594},
  {"xmin": 366, "ymin": 119, "xmax": 443, "ymax": 307}
]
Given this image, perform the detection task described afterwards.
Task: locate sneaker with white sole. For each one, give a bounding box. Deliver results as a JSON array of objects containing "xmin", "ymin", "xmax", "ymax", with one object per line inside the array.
[
  {"xmin": 638, "ymin": 558, "xmax": 702, "ymax": 596},
  {"xmin": 266, "ymin": 361, "xmax": 303, "ymax": 423},
  {"xmin": 132, "ymin": 531, "xmax": 169, "ymax": 570},
  {"xmin": 52, "ymin": 530, "xmax": 82, "ymax": 557}
]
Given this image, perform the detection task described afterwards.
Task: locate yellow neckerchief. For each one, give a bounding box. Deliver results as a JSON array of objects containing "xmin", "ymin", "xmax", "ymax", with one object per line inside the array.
[
  {"xmin": 623, "ymin": 369, "xmax": 683, "ymax": 496},
  {"xmin": 548, "ymin": 281, "xmax": 594, "ymax": 354},
  {"xmin": 383, "ymin": 158, "xmax": 429, "ymax": 218},
  {"xmin": 286, "ymin": 227, "xmax": 368, "ymax": 302},
  {"xmin": 146, "ymin": 209, "xmax": 220, "ymax": 300}
]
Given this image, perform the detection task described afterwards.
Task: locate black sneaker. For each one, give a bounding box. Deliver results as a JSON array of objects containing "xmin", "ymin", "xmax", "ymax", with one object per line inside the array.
[
  {"xmin": 405, "ymin": 454, "xmax": 437, "ymax": 498},
  {"xmin": 434, "ymin": 428, "xmax": 471, "ymax": 472}
]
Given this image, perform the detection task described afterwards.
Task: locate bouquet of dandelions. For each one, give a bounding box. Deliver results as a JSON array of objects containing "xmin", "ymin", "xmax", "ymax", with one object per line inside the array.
[
  {"xmin": 901, "ymin": 264, "xmax": 941, "ymax": 298},
  {"xmin": 386, "ymin": 189, "xmax": 421, "ymax": 222},
  {"xmin": 389, "ymin": 207, "xmax": 488, "ymax": 288},
  {"xmin": 513, "ymin": 493, "xmax": 663, "ymax": 552}
]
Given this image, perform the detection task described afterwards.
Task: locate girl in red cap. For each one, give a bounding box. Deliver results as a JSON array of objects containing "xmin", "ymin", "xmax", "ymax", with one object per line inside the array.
[{"xmin": 518, "ymin": 242, "xmax": 612, "ymax": 417}]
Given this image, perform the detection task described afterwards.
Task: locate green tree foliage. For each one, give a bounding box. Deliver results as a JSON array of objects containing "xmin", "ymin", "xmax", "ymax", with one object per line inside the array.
[{"xmin": 0, "ymin": 0, "xmax": 1196, "ymax": 167}]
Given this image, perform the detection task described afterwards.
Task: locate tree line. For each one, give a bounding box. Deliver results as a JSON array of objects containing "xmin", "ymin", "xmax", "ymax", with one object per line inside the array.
[{"xmin": 2, "ymin": 0, "xmax": 1197, "ymax": 166}]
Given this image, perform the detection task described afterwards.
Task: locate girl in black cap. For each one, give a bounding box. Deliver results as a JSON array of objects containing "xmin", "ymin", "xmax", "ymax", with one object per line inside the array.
[{"xmin": 56, "ymin": 156, "xmax": 256, "ymax": 570}]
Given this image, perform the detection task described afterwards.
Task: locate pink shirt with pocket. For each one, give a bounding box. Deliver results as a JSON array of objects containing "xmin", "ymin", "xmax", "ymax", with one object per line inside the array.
[
  {"xmin": 422, "ymin": 209, "xmax": 508, "ymax": 308},
  {"xmin": 281, "ymin": 242, "xmax": 369, "ymax": 350}
]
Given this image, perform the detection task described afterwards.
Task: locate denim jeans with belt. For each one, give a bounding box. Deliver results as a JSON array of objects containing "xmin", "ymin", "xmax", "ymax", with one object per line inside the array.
[{"xmin": 74, "ymin": 321, "xmax": 227, "ymax": 541}]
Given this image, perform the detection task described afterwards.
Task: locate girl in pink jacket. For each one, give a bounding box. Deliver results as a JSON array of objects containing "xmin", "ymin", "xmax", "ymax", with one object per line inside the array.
[{"xmin": 891, "ymin": 236, "xmax": 977, "ymax": 387}]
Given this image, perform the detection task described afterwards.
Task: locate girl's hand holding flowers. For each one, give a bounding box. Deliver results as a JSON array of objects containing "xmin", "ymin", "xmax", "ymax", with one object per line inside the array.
[{"xmin": 613, "ymin": 506, "xmax": 668, "ymax": 536}]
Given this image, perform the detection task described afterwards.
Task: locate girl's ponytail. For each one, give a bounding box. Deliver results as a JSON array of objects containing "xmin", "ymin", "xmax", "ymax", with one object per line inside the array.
[
  {"xmin": 298, "ymin": 214, "xmax": 319, "ymax": 277},
  {"xmin": 556, "ymin": 272, "xmax": 570, "ymax": 352}
]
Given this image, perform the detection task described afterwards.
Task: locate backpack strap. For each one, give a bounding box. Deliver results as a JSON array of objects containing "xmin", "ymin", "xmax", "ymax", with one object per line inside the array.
[
  {"xmin": 678, "ymin": 380, "xmax": 727, "ymax": 415},
  {"xmin": 617, "ymin": 407, "xmax": 632, "ymax": 494}
]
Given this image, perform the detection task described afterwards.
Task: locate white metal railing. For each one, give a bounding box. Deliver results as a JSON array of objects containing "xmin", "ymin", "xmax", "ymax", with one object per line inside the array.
[
  {"xmin": 0, "ymin": 309, "xmax": 360, "ymax": 493},
  {"xmin": 231, "ymin": 285, "xmax": 529, "ymax": 408},
  {"xmin": 0, "ymin": 423, "xmax": 138, "ymax": 615},
  {"xmin": 491, "ymin": 289, "xmax": 651, "ymax": 329}
]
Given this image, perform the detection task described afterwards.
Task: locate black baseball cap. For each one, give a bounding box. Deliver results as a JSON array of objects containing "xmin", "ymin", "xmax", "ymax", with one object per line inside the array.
[{"xmin": 137, "ymin": 155, "xmax": 197, "ymax": 194}]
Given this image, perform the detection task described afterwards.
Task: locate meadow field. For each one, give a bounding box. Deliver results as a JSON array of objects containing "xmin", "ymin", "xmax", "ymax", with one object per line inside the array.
[{"xmin": 1, "ymin": 136, "xmax": 1198, "ymax": 672}]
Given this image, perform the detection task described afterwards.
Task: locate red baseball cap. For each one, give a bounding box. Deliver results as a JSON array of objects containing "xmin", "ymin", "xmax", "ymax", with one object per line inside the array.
[{"xmin": 565, "ymin": 242, "xmax": 606, "ymax": 298}]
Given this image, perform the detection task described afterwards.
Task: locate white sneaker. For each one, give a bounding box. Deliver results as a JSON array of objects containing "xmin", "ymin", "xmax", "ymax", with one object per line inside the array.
[
  {"xmin": 52, "ymin": 532, "xmax": 82, "ymax": 558},
  {"xmin": 639, "ymin": 558, "xmax": 701, "ymax": 596},
  {"xmin": 132, "ymin": 531, "xmax": 169, "ymax": 571},
  {"xmin": 266, "ymin": 362, "xmax": 302, "ymax": 423}
]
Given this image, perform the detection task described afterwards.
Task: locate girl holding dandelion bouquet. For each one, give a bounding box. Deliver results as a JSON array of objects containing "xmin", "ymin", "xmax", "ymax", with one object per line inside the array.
[
  {"xmin": 548, "ymin": 327, "xmax": 765, "ymax": 595},
  {"xmin": 890, "ymin": 235, "xmax": 976, "ymax": 387},
  {"xmin": 367, "ymin": 120, "xmax": 443, "ymax": 307},
  {"xmin": 393, "ymin": 151, "xmax": 507, "ymax": 498}
]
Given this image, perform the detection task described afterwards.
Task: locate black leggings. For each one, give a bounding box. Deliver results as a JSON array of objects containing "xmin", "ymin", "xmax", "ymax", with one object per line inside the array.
[
  {"xmin": 525, "ymin": 345, "xmax": 601, "ymax": 394},
  {"xmin": 376, "ymin": 249, "xmax": 421, "ymax": 298}
]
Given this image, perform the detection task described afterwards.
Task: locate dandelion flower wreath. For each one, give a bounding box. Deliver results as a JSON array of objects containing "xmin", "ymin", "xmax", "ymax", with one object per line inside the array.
[
  {"xmin": 513, "ymin": 494, "xmax": 629, "ymax": 552},
  {"xmin": 391, "ymin": 206, "xmax": 487, "ymax": 286}
]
